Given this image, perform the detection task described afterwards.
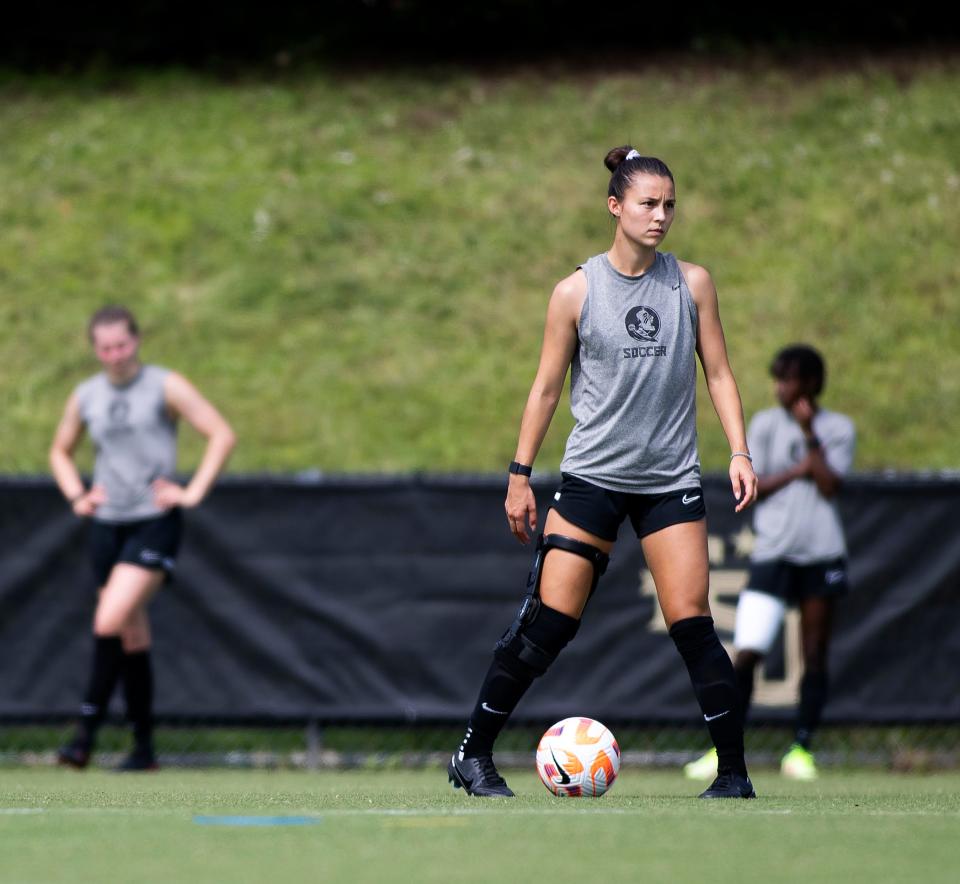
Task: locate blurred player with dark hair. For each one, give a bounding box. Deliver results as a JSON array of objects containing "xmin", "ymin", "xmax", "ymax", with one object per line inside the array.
[
  {"xmin": 686, "ymin": 344, "xmax": 855, "ymax": 781},
  {"xmin": 50, "ymin": 306, "xmax": 235, "ymax": 770},
  {"xmin": 448, "ymin": 146, "xmax": 759, "ymax": 800}
]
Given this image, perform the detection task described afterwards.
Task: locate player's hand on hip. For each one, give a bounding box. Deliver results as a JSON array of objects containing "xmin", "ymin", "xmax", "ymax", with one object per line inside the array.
[
  {"xmin": 505, "ymin": 475, "xmax": 538, "ymax": 544},
  {"xmin": 730, "ymin": 458, "xmax": 758, "ymax": 513},
  {"xmin": 73, "ymin": 484, "xmax": 106, "ymax": 517},
  {"xmin": 152, "ymin": 477, "xmax": 198, "ymax": 510}
]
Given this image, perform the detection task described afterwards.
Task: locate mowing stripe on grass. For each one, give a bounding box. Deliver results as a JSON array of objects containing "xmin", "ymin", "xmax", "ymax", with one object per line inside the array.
[{"xmin": 193, "ymin": 815, "xmax": 322, "ymax": 827}]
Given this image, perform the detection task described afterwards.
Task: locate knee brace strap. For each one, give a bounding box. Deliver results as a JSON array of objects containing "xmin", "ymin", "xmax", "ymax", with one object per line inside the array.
[
  {"xmin": 527, "ymin": 533, "xmax": 610, "ymax": 596},
  {"xmin": 545, "ymin": 532, "xmax": 610, "ymax": 581},
  {"xmin": 494, "ymin": 533, "xmax": 609, "ymax": 678}
]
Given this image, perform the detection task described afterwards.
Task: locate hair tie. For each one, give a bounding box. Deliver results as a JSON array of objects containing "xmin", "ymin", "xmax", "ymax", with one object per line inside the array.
[{"xmin": 625, "ymin": 149, "xmax": 641, "ymax": 161}]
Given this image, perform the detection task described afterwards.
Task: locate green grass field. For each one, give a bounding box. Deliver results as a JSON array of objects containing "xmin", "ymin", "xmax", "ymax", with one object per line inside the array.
[
  {"xmin": 3, "ymin": 59, "xmax": 960, "ymax": 474},
  {"xmin": 2, "ymin": 768, "xmax": 958, "ymax": 883}
]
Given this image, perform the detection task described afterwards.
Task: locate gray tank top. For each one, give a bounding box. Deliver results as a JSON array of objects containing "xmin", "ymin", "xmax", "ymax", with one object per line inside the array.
[
  {"xmin": 74, "ymin": 364, "xmax": 177, "ymax": 523},
  {"xmin": 559, "ymin": 251, "xmax": 701, "ymax": 494}
]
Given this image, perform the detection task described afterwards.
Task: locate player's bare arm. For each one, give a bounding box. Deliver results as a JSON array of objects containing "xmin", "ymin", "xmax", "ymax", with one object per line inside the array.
[
  {"xmin": 505, "ymin": 270, "xmax": 585, "ymax": 544},
  {"xmin": 50, "ymin": 393, "xmax": 106, "ymax": 516},
  {"xmin": 683, "ymin": 260, "xmax": 757, "ymax": 512},
  {"xmin": 791, "ymin": 397, "xmax": 842, "ymax": 498},
  {"xmin": 756, "ymin": 465, "xmax": 809, "ymax": 500},
  {"xmin": 155, "ymin": 372, "xmax": 236, "ymax": 510}
]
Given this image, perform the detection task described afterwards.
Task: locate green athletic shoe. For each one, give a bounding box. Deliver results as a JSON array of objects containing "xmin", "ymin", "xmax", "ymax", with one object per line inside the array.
[
  {"xmin": 781, "ymin": 744, "xmax": 818, "ymax": 780},
  {"xmin": 683, "ymin": 747, "xmax": 718, "ymax": 781}
]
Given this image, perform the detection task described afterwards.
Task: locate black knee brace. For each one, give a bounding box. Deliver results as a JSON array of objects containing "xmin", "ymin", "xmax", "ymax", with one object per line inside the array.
[{"xmin": 494, "ymin": 533, "xmax": 609, "ymax": 678}]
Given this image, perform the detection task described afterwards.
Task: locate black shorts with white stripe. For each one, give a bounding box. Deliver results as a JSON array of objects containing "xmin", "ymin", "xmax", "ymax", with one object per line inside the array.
[
  {"xmin": 746, "ymin": 558, "xmax": 849, "ymax": 604},
  {"xmin": 88, "ymin": 509, "xmax": 182, "ymax": 586}
]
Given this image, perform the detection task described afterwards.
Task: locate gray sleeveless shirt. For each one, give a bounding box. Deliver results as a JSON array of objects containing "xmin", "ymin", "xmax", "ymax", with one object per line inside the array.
[
  {"xmin": 74, "ymin": 365, "xmax": 177, "ymax": 523},
  {"xmin": 559, "ymin": 251, "xmax": 701, "ymax": 494}
]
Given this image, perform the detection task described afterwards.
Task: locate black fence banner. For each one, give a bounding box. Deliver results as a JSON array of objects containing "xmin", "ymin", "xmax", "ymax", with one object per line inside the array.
[{"xmin": 1, "ymin": 475, "xmax": 958, "ymax": 724}]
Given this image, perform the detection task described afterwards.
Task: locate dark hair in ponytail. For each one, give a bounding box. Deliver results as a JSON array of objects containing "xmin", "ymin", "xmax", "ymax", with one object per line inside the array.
[{"xmin": 604, "ymin": 146, "xmax": 674, "ymax": 202}]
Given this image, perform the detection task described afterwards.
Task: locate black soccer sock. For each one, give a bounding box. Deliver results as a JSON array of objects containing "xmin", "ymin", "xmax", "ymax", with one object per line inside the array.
[
  {"xmin": 458, "ymin": 657, "xmax": 532, "ymax": 759},
  {"xmin": 459, "ymin": 604, "xmax": 580, "ymax": 759},
  {"xmin": 735, "ymin": 658, "xmax": 757, "ymax": 725},
  {"xmin": 78, "ymin": 636, "xmax": 124, "ymax": 746},
  {"xmin": 670, "ymin": 616, "xmax": 747, "ymax": 778},
  {"xmin": 795, "ymin": 670, "xmax": 828, "ymax": 750},
  {"xmin": 122, "ymin": 650, "xmax": 154, "ymax": 753}
]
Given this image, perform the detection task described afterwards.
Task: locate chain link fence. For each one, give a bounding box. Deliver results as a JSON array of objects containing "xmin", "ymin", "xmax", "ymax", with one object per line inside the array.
[{"xmin": 2, "ymin": 720, "xmax": 957, "ymax": 771}]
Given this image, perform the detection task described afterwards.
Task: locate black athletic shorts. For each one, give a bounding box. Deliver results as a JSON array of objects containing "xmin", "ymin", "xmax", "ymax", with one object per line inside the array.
[
  {"xmin": 89, "ymin": 509, "xmax": 183, "ymax": 587},
  {"xmin": 747, "ymin": 558, "xmax": 849, "ymax": 603},
  {"xmin": 549, "ymin": 473, "xmax": 707, "ymax": 542}
]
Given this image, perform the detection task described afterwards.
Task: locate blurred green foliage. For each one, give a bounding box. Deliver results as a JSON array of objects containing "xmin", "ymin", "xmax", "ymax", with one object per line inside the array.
[{"xmin": 1, "ymin": 62, "xmax": 958, "ymax": 473}]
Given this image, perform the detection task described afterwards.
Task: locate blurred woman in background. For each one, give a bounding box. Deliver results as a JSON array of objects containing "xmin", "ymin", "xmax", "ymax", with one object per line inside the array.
[{"xmin": 50, "ymin": 305, "xmax": 235, "ymax": 770}]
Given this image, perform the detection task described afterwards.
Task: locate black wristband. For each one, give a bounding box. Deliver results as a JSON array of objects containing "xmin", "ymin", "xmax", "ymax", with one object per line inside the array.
[
  {"xmin": 805, "ymin": 435, "xmax": 821, "ymax": 450},
  {"xmin": 508, "ymin": 461, "xmax": 533, "ymax": 477}
]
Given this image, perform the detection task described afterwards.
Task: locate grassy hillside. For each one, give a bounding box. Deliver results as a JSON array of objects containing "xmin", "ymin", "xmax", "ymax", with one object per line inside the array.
[{"xmin": 2, "ymin": 60, "xmax": 958, "ymax": 474}]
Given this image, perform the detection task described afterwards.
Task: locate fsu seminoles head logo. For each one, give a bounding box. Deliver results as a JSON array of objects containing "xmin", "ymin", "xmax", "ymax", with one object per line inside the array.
[
  {"xmin": 108, "ymin": 398, "xmax": 130, "ymax": 424},
  {"xmin": 625, "ymin": 306, "xmax": 661, "ymax": 342}
]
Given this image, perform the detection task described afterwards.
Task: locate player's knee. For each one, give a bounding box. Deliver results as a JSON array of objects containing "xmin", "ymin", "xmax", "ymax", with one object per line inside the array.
[
  {"xmin": 734, "ymin": 589, "xmax": 786, "ymax": 656},
  {"xmin": 669, "ymin": 616, "xmax": 740, "ymax": 710},
  {"xmin": 121, "ymin": 627, "xmax": 151, "ymax": 653},
  {"xmin": 669, "ymin": 615, "xmax": 722, "ymax": 663},
  {"xmin": 94, "ymin": 601, "xmax": 137, "ymax": 637},
  {"xmin": 802, "ymin": 640, "xmax": 829, "ymax": 672},
  {"xmin": 93, "ymin": 611, "xmax": 123, "ymax": 637},
  {"xmin": 495, "ymin": 602, "xmax": 581, "ymax": 680},
  {"xmin": 662, "ymin": 600, "xmax": 710, "ymax": 627}
]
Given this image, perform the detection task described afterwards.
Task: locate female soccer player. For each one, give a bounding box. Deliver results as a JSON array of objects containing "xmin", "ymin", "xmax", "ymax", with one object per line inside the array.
[
  {"xmin": 448, "ymin": 147, "xmax": 759, "ymax": 799},
  {"xmin": 50, "ymin": 306, "xmax": 236, "ymax": 770},
  {"xmin": 685, "ymin": 345, "xmax": 855, "ymax": 781}
]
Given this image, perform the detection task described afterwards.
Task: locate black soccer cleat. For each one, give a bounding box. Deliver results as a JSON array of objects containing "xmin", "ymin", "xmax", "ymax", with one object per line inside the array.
[
  {"xmin": 448, "ymin": 753, "xmax": 515, "ymax": 798},
  {"xmin": 114, "ymin": 749, "xmax": 160, "ymax": 772},
  {"xmin": 699, "ymin": 769, "xmax": 757, "ymax": 799},
  {"xmin": 57, "ymin": 738, "xmax": 92, "ymax": 770}
]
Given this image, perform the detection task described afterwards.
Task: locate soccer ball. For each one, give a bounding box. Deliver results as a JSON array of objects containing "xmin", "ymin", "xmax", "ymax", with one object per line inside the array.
[{"xmin": 536, "ymin": 717, "xmax": 620, "ymax": 797}]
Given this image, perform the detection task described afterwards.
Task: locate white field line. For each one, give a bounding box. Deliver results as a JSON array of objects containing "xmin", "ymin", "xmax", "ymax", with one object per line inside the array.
[{"xmin": 2, "ymin": 806, "xmax": 957, "ymax": 819}]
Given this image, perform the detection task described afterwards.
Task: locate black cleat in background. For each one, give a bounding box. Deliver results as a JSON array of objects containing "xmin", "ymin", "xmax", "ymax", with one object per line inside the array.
[{"xmin": 699, "ymin": 770, "xmax": 757, "ymax": 799}]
